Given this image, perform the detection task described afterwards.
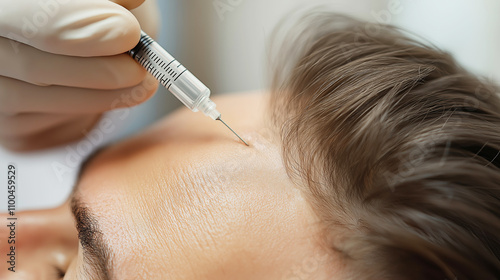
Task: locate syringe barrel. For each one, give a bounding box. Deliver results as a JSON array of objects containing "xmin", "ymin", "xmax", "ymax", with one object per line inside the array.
[{"xmin": 128, "ymin": 31, "xmax": 210, "ymax": 112}]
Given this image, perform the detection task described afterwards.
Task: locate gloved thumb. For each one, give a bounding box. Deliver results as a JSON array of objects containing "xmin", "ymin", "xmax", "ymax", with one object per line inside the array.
[{"xmin": 0, "ymin": 0, "xmax": 141, "ymax": 57}]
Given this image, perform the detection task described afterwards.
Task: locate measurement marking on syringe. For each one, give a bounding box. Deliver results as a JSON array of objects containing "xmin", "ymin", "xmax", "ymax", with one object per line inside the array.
[
  {"xmin": 153, "ymin": 70, "xmax": 160, "ymax": 79},
  {"xmin": 152, "ymin": 53, "xmax": 162, "ymax": 65},
  {"xmin": 165, "ymin": 59, "xmax": 176, "ymax": 68},
  {"xmin": 140, "ymin": 36, "xmax": 154, "ymax": 48},
  {"xmin": 151, "ymin": 53, "xmax": 158, "ymax": 62},
  {"xmin": 156, "ymin": 73, "xmax": 167, "ymax": 83},
  {"xmin": 139, "ymin": 56, "xmax": 148, "ymax": 67},
  {"xmin": 149, "ymin": 52, "xmax": 156, "ymax": 60},
  {"xmin": 151, "ymin": 68, "xmax": 158, "ymax": 78},
  {"xmin": 174, "ymin": 69, "xmax": 188, "ymax": 81},
  {"xmin": 159, "ymin": 74, "xmax": 171, "ymax": 86}
]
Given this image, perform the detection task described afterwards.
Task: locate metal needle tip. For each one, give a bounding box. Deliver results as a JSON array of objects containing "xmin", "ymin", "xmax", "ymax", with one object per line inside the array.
[{"xmin": 217, "ymin": 117, "xmax": 249, "ymax": 146}]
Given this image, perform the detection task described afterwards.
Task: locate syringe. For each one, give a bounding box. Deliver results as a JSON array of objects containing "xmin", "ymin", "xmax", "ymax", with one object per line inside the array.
[{"xmin": 128, "ymin": 31, "xmax": 248, "ymax": 146}]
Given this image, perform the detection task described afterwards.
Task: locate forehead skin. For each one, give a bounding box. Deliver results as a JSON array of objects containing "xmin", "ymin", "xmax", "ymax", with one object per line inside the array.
[{"xmin": 75, "ymin": 92, "xmax": 322, "ymax": 279}]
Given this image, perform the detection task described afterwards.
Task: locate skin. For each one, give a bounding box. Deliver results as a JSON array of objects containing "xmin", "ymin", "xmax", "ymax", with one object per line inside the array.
[{"xmin": 0, "ymin": 92, "xmax": 336, "ymax": 279}]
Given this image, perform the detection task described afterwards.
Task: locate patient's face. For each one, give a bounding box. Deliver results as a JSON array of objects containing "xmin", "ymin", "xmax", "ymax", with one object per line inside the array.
[{"xmin": 0, "ymin": 92, "xmax": 325, "ymax": 279}]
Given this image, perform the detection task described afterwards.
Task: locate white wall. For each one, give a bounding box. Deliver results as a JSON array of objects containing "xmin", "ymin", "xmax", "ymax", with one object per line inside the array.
[
  {"xmin": 176, "ymin": 0, "xmax": 387, "ymax": 95},
  {"xmin": 393, "ymin": 0, "xmax": 500, "ymax": 83},
  {"xmin": 173, "ymin": 0, "xmax": 500, "ymax": 96}
]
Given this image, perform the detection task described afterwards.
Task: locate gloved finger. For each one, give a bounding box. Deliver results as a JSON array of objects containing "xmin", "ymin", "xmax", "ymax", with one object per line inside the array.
[
  {"xmin": 0, "ymin": 74, "xmax": 159, "ymax": 115},
  {"xmin": 129, "ymin": 0, "xmax": 159, "ymax": 38},
  {"xmin": 0, "ymin": 37, "xmax": 147, "ymax": 89},
  {"xmin": 110, "ymin": 0, "xmax": 146, "ymax": 10},
  {"xmin": 0, "ymin": 112, "xmax": 82, "ymax": 138},
  {"xmin": 0, "ymin": 0, "xmax": 140, "ymax": 57},
  {"xmin": 0, "ymin": 114, "xmax": 102, "ymax": 151}
]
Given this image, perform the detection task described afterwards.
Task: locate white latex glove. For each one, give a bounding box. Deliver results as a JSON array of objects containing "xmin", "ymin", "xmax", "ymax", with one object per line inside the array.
[{"xmin": 0, "ymin": 0, "xmax": 160, "ymax": 151}]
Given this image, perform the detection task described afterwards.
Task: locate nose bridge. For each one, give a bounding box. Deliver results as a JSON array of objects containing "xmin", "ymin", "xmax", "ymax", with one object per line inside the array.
[
  {"xmin": 0, "ymin": 203, "xmax": 79, "ymax": 277},
  {"xmin": 1, "ymin": 203, "xmax": 78, "ymax": 259}
]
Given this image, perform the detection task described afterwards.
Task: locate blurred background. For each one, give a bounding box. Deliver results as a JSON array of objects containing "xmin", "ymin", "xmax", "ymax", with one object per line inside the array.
[
  {"xmin": 2, "ymin": 0, "xmax": 499, "ymax": 211},
  {"xmin": 160, "ymin": 0, "xmax": 500, "ymax": 98}
]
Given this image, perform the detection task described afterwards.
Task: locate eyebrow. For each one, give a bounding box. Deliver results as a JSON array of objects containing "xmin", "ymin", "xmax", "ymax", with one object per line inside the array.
[
  {"xmin": 70, "ymin": 147, "xmax": 113, "ymax": 280},
  {"xmin": 70, "ymin": 196, "xmax": 112, "ymax": 280}
]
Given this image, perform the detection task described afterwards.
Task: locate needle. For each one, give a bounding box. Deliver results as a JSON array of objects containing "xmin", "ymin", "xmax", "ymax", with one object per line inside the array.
[{"xmin": 217, "ymin": 117, "xmax": 249, "ymax": 146}]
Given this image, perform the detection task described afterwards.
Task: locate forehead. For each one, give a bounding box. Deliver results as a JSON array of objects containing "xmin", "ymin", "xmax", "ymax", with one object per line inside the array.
[
  {"xmin": 76, "ymin": 131, "xmax": 306, "ymax": 279},
  {"xmin": 73, "ymin": 92, "xmax": 317, "ymax": 277},
  {"xmin": 80, "ymin": 126, "xmax": 286, "ymax": 207}
]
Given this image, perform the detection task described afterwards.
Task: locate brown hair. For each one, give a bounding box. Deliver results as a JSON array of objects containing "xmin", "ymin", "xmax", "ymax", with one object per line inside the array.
[{"xmin": 270, "ymin": 11, "xmax": 500, "ymax": 279}]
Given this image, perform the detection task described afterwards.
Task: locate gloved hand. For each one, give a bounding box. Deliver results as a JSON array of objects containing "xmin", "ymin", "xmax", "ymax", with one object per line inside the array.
[{"xmin": 0, "ymin": 0, "xmax": 160, "ymax": 151}]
